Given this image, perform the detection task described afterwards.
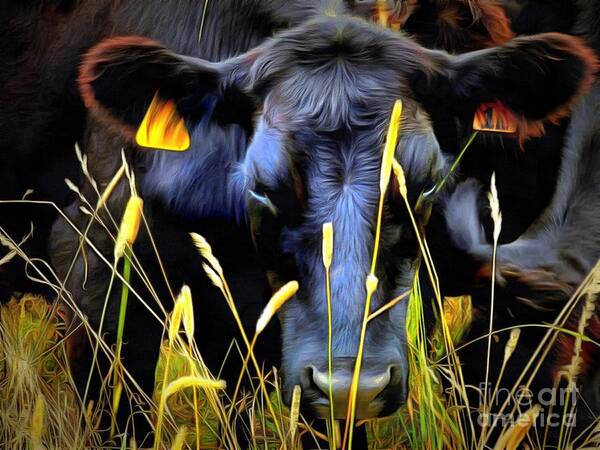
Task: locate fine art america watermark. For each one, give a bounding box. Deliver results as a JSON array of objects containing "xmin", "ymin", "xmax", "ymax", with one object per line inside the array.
[{"xmin": 476, "ymin": 383, "xmax": 579, "ymax": 428}]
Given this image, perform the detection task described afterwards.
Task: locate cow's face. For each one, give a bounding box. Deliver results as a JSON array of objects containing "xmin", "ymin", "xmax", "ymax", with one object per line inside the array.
[
  {"xmin": 80, "ymin": 16, "xmax": 596, "ymax": 419},
  {"xmin": 238, "ymin": 20, "xmax": 450, "ymax": 419}
]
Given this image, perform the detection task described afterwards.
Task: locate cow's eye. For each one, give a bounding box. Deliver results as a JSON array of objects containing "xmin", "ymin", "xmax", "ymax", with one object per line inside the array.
[
  {"xmin": 262, "ymin": 183, "xmax": 305, "ymax": 228},
  {"xmin": 249, "ymin": 190, "xmax": 278, "ymax": 215}
]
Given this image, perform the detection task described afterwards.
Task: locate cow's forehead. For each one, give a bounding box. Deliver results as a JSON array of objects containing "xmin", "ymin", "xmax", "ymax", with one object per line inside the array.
[
  {"xmin": 251, "ymin": 14, "xmax": 429, "ymax": 89},
  {"xmin": 252, "ymin": 16, "xmax": 430, "ymax": 131}
]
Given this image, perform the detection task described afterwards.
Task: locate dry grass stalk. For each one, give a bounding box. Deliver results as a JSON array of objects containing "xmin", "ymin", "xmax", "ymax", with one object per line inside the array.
[
  {"xmin": 503, "ymin": 329, "xmax": 521, "ymax": 364},
  {"xmin": 392, "ymin": 158, "xmax": 407, "ymax": 199},
  {"xmin": 493, "ymin": 404, "xmax": 541, "ymax": 450},
  {"xmin": 482, "ymin": 172, "xmax": 503, "ymax": 445},
  {"xmin": 344, "ymin": 100, "xmax": 403, "ymax": 449},
  {"xmin": 170, "ymin": 425, "xmax": 188, "ymax": 450},
  {"xmin": 202, "ymin": 263, "xmax": 224, "ymax": 291},
  {"xmin": 322, "ymin": 222, "xmax": 334, "ymax": 269},
  {"xmin": 114, "ymin": 195, "xmax": 143, "ymax": 260},
  {"xmin": 289, "ymin": 385, "xmax": 301, "ymax": 443},
  {"xmin": 379, "ymin": 100, "xmax": 403, "ymax": 195},
  {"xmin": 322, "ymin": 221, "xmax": 336, "ymax": 436},
  {"xmin": 256, "ymin": 281, "xmax": 299, "ymax": 336},
  {"xmin": 163, "ymin": 375, "xmax": 226, "ymax": 399},
  {"xmin": 169, "ymin": 285, "xmax": 193, "ymax": 344},
  {"xmin": 555, "ymin": 277, "xmax": 599, "ymax": 448},
  {"xmin": 190, "ymin": 232, "xmax": 288, "ymax": 445},
  {"xmin": 191, "ymin": 232, "xmax": 223, "ymax": 276},
  {"xmin": 31, "ymin": 395, "xmax": 45, "ymax": 450}
]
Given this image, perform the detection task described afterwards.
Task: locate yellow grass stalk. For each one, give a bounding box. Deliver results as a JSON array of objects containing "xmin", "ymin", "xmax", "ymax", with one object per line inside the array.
[
  {"xmin": 504, "ymin": 328, "xmax": 521, "ymax": 365},
  {"xmin": 393, "ymin": 151, "xmax": 476, "ymax": 443},
  {"xmin": 488, "ymin": 173, "xmax": 503, "ymax": 242},
  {"xmin": 392, "ymin": 158, "xmax": 407, "ymax": 199},
  {"xmin": 482, "ymin": 172, "xmax": 502, "ymax": 446},
  {"xmin": 202, "ymin": 263, "xmax": 224, "ymax": 291},
  {"xmin": 112, "ymin": 376, "xmax": 124, "ymax": 409},
  {"xmin": 379, "ymin": 100, "xmax": 403, "ymax": 196},
  {"xmin": 493, "ymin": 404, "xmax": 541, "ymax": 450},
  {"xmin": 176, "ymin": 286, "xmax": 200, "ymax": 450},
  {"xmin": 169, "ymin": 295, "xmax": 185, "ymax": 344},
  {"xmin": 289, "ymin": 385, "xmax": 302, "ymax": 444},
  {"xmin": 31, "ymin": 395, "xmax": 45, "ymax": 450},
  {"xmin": 169, "ymin": 284, "xmax": 201, "ymax": 449},
  {"xmin": 367, "ymin": 291, "xmax": 410, "ymax": 322},
  {"xmin": 490, "ymin": 328, "xmax": 521, "ymax": 414},
  {"xmin": 256, "ymin": 281, "xmax": 299, "ymax": 336},
  {"xmin": 170, "ymin": 425, "xmax": 188, "ymax": 450},
  {"xmin": 322, "ymin": 222, "xmax": 334, "ymax": 269},
  {"xmin": 344, "ymin": 100, "xmax": 402, "ymax": 449},
  {"xmin": 482, "ymin": 262, "xmax": 600, "ymax": 449},
  {"xmin": 163, "ymin": 375, "xmax": 226, "ymax": 399},
  {"xmin": 114, "ymin": 195, "xmax": 143, "ymax": 260},
  {"xmin": 190, "ymin": 232, "xmax": 288, "ymax": 445},
  {"xmin": 226, "ymin": 280, "xmax": 298, "ymax": 444},
  {"xmin": 156, "ymin": 371, "xmax": 225, "ymax": 449},
  {"xmin": 322, "ymin": 222, "xmax": 336, "ymax": 436},
  {"xmin": 112, "ymin": 194, "xmax": 143, "ymax": 436},
  {"xmin": 191, "ymin": 232, "xmax": 223, "ymax": 276},
  {"xmin": 555, "ymin": 286, "xmax": 598, "ymax": 448},
  {"xmin": 181, "ymin": 288, "xmax": 195, "ymax": 343},
  {"xmin": 155, "ymin": 285, "xmax": 191, "ymax": 450}
]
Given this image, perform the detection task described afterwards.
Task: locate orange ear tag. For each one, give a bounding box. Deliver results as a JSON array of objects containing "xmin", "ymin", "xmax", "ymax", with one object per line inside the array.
[
  {"xmin": 473, "ymin": 101, "xmax": 518, "ymax": 134},
  {"xmin": 136, "ymin": 93, "xmax": 190, "ymax": 151}
]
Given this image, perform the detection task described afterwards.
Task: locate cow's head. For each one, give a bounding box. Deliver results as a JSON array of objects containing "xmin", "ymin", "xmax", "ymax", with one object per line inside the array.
[{"xmin": 79, "ymin": 16, "xmax": 596, "ymax": 419}]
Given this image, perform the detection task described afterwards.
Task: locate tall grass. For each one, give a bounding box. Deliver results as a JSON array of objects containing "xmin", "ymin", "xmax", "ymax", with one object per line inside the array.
[{"xmin": 1, "ymin": 107, "xmax": 599, "ymax": 449}]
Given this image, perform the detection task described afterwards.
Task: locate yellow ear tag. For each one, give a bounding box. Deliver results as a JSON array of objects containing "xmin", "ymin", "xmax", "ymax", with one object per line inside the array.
[
  {"xmin": 473, "ymin": 101, "xmax": 518, "ymax": 134},
  {"xmin": 136, "ymin": 93, "xmax": 190, "ymax": 151}
]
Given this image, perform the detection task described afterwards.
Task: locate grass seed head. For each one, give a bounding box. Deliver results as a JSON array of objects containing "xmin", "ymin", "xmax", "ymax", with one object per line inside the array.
[
  {"xmin": 191, "ymin": 232, "xmax": 223, "ymax": 275},
  {"xmin": 380, "ymin": 100, "xmax": 403, "ymax": 193},
  {"xmin": 176, "ymin": 285, "xmax": 194, "ymax": 342},
  {"xmin": 163, "ymin": 375, "xmax": 226, "ymax": 399},
  {"xmin": 289, "ymin": 385, "xmax": 301, "ymax": 442},
  {"xmin": 202, "ymin": 263, "xmax": 224, "ymax": 291},
  {"xmin": 392, "ymin": 158, "xmax": 408, "ymax": 199},
  {"xmin": 114, "ymin": 195, "xmax": 143, "ymax": 259},
  {"xmin": 169, "ymin": 296, "xmax": 185, "ymax": 343},
  {"xmin": 256, "ymin": 281, "xmax": 299, "ymax": 335},
  {"xmin": 503, "ymin": 328, "xmax": 521, "ymax": 364},
  {"xmin": 322, "ymin": 222, "xmax": 334, "ymax": 269},
  {"xmin": 366, "ymin": 274, "xmax": 379, "ymax": 296},
  {"xmin": 488, "ymin": 172, "xmax": 502, "ymax": 241}
]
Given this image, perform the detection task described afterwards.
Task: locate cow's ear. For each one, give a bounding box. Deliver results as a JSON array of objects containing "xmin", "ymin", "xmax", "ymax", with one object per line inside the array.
[
  {"xmin": 79, "ymin": 36, "xmax": 255, "ymax": 147},
  {"xmin": 413, "ymin": 33, "xmax": 598, "ymax": 139}
]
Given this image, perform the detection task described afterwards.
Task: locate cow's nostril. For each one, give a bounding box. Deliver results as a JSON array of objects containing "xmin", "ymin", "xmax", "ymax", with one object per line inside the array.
[{"xmin": 301, "ymin": 359, "xmax": 400, "ymax": 419}]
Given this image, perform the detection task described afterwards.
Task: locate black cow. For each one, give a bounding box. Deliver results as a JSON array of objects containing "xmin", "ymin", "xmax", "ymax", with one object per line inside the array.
[
  {"xmin": 2, "ymin": 0, "xmax": 594, "ymax": 445},
  {"xmin": 0, "ymin": 0, "xmax": 510, "ymax": 412},
  {"xmin": 434, "ymin": 0, "xmax": 600, "ymax": 439},
  {"xmin": 68, "ymin": 3, "xmax": 595, "ymax": 438},
  {"xmin": 0, "ymin": 1, "xmax": 514, "ymax": 306}
]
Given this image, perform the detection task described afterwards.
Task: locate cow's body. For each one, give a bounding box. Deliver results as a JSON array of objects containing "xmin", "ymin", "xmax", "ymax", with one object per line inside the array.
[{"xmin": 440, "ymin": 0, "xmax": 600, "ymax": 438}]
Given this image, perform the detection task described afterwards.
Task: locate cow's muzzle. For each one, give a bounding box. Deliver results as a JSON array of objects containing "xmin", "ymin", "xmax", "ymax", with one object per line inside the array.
[{"xmin": 300, "ymin": 357, "xmax": 404, "ymax": 419}]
